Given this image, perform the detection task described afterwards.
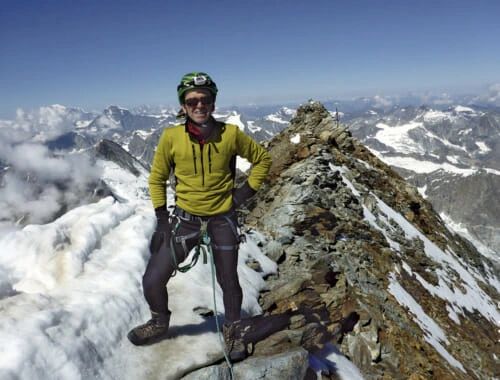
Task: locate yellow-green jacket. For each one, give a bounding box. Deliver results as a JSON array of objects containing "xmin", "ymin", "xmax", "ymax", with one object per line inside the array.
[{"xmin": 149, "ymin": 121, "xmax": 272, "ymax": 216}]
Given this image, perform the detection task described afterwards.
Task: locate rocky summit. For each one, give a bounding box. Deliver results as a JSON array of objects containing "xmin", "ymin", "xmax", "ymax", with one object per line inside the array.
[{"xmin": 185, "ymin": 102, "xmax": 500, "ymax": 379}]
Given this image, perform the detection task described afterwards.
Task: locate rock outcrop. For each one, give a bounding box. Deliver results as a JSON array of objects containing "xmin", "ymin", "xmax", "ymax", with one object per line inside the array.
[{"xmin": 182, "ymin": 102, "xmax": 500, "ymax": 379}]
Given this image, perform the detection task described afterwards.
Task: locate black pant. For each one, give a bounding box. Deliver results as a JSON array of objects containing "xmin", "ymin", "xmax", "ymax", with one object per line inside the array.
[{"xmin": 142, "ymin": 210, "xmax": 243, "ymax": 324}]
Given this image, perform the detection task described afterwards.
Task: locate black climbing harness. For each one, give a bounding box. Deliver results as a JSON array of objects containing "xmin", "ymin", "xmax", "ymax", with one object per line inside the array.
[{"xmin": 169, "ymin": 208, "xmax": 243, "ymax": 275}]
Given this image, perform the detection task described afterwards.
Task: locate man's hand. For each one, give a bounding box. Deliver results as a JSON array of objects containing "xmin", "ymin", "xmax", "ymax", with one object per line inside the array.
[
  {"xmin": 150, "ymin": 206, "xmax": 170, "ymax": 253},
  {"xmin": 155, "ymin": 207, "xmax": 170, "ymax": 232},
  {"xmin": 232, "ymin": 181, "xmax": 257, "ymax": 209}
]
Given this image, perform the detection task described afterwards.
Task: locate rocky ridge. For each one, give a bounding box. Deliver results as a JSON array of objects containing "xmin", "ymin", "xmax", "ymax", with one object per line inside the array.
[{"xmin": 184, "ymin": 102, "xmax": 499, "ymax": 379}]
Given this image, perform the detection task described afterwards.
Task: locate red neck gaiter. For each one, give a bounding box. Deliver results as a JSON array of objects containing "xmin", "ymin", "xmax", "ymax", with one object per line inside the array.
[{"xmin": 187, "ymin": 120, "xmax": 213, "ymax": 145}]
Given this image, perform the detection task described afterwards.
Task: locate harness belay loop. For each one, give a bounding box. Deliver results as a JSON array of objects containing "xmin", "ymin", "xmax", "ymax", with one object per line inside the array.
[{"xmin": 170, "ymin": 219, "xmax": 211, "ymax": 274}]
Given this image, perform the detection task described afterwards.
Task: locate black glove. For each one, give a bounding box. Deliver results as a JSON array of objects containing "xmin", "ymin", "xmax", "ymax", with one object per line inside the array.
[
  {"xmin": 150, "ymin": 206, "xmax": 170, "ymax": 254},
  {"xmin": 232, "ymin": 181, "xmax": 257, "ymax": 209},
  {"xmin": 155, "ymin": 206, "xmax": 170, "ymax": 232}
]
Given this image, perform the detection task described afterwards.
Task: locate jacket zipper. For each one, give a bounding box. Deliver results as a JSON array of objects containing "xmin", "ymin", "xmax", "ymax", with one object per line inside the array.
[
  {"xmin": 208, "ymin": 144, "xmax": 212, "ymax": 174},
  {"xmin": 199, "ymin": 144, "xmax": 205, "ymax": 187},
  {"xmin": 192, "ymin": 142, "xmax": 212, "ymax": 187},
  {"xmin": 191, "ymin": 144, "xmax": 197, "ymax": 174}
]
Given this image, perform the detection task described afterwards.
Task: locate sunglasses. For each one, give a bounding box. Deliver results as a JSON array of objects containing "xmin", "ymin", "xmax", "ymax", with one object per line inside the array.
[{"xmin": 184, "ymin": 96, "xmax": 213, "ymax": 107}]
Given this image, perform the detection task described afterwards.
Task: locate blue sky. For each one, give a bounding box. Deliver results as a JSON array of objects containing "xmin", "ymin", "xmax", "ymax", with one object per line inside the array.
[{"xmin": 1, "ymin": 0, "xmax": 499, "ymax": 118}]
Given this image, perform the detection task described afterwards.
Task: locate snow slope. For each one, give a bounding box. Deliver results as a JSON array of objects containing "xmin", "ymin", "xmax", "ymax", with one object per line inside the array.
[{"xmin": 0, "ymin": 158, "xmax": 363, "ymax": 379}]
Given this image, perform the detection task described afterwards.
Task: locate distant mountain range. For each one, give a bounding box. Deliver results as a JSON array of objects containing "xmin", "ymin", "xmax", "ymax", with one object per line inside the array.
[
  {"xmin": 342, "ymin": 104, "xmax": 499, "ymax": 260},
  {"xmin": 1, "ymin": 94, "xmax": 498, "ymax": 260},
  {"xmin": 2, "ymin": 100, "xmax": 499, "ymax": 379}
]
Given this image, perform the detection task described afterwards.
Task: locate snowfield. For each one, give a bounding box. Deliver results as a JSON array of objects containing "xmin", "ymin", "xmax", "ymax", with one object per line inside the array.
[{"xmin": 0, "ymin": 158, "xmax": 364, "ymax": 380}]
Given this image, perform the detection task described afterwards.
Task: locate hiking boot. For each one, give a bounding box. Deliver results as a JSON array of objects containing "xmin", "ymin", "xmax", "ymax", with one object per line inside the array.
[
  {"xmin": 223, "ymin": 320, "xmax": 247, "ymax": 362},
  {"xmin": 127, "ymin": 311, "xmax": 170, "ymax": 346}
]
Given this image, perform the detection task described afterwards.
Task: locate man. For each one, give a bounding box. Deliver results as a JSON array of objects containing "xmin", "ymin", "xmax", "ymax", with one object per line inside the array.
[{"xmin": 128, "ymin": 72, "xmax": 272, "ymax": 362}]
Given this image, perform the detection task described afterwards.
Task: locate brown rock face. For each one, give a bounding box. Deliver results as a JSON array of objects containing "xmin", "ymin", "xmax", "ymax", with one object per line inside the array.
[{"xmin": 241, "ymin": 102, "xmax": 500, "ymax": 379}]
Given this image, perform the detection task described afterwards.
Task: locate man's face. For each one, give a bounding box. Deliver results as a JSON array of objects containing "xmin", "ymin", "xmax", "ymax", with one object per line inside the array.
[{"xmin": 181, "ymin": 89, "xmax": 214, "ymax": 125}]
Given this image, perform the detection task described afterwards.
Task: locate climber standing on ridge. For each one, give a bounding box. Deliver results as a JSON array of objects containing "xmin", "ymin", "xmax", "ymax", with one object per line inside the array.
[{"xmin": 128, "ymin": 72, "xmax": 272, "ymax": 362}]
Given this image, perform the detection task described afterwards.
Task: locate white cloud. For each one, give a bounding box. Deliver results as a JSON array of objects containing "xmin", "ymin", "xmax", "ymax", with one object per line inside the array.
[
  {"xmin": 486, "ymin": 83, "xmax": 500, "ymax": 104},
  {"xmin": 471, "ymin": 83, "xmax": 500, "ymax": 107},
  {"xmin": 0, "ymin": 108, "xmax": 102, "ymax": 226},
  {"xmin": 373, "ymin": 95, "xmax": 393, "ymax": 108},
  {"xmin": 8, "ymin": 143, "xmax": 72, "ymax": 180},
  {"xmin": 0, "ymin": 105, "xmax": 84, "ymax": 144},
  {"xmin": 0, "ymin": 148, "xmax": 102, "ymax": 225}
]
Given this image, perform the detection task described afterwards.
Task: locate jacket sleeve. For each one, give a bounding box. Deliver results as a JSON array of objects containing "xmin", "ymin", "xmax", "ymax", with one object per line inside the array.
[
  {"xmin": 148, "ymin": 129, "xmax": 174, "ymax": 209},
  {"xmin": 234, "ymin": 127, "xmax": 272, "ymax": 191}
]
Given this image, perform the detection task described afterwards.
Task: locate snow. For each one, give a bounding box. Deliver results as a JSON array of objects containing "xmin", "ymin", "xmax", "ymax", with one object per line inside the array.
[
  {"xmin": 475, "ymin": 141, "xmax": 491, "ymax": 154},
  {"xmin": 425, "ymin": 130, "xmax": 467, "ymax": 152},
  {"xmin": 454, "ymin": 105, "xmax": 476, "ymax": 114},
  {"xmin": 423, "ymin": 106, "xmax": 480, "ymax": 123},
  {"xmin": 98, "ymin": 159, "xmax": 150, "ymax": 202},
  {"xmin": 3, "ymin": 102, "xmax": 497, "ymax": 378},
  {"xmin": 331, "ymin": 163, "xmax": 500, "ymax": 372},
  {"xmin": 290, "ymin": 133, "xmax": 301, "ymax": 144},
  {"xmin": 0, "ymin": 197, "xmax": 153, "ymax": 379},
  {"xmin": 423, "ymin": 109, "xmax": 449, "ymax": 123},
  {"xmin": 264, "ymin": 114, "xmax": 288, "ymax": 124},
  {"xmin": 333, "ymin": 164, "xmax": 361, "ymax": 197},
  {"xmin": 374, "ymin": 121, "xmax": 426, "ymax": 155},
  {"xmin": 387, "ymin": 275, "xmax": 466, "ymax": 372},
  {"xmin": 0, "ymin": 159, "xmax": 362, "ymax": 379},
  {"xmin": 373, "ymin": 195, "xmax": 500, "ymax": 367},
  {"xmin": 370, "ymin": 154, "xmax": 478, "ymax": 176},
  {"xmin": 246, "ymin": 120, "xmax": 263, "ymax": 134},
  {"xmin": 458, "ymin": 128, "xmax": 472, "ymax": 135},
  {"xmin": 96, "ymin": 115, "xmax": 121, "ymax": 129},
  {"xmin": 374, "ymin": 121, "xmax": 468, "ymax": 157},
  {"xmin": 373, "ymin": 195, "xmax": 500, "ymax": 305},
  {"xmin": 418, "ymin": 184, "xmax": 428, "ymax": 197},
  {"xmin": 263, "ymin": 107, "xmax": 296, "ymax": 125},
  {"xmin": 310, "ymin": 344, "xmax": 365, "ymax": 380},
  {"xmin": 236, "ymin": 156, "xmax": 251, "ymax": 173},
  {"xmin": 75, "ymin": 120, "xmax": 92, "ymax": 129},
  {"xmin": 224, "ymin": 112, "xmax": 246, "ymax": 132},
  {"xmin": 281, "ymin": 107, "xmax": 296, "ymax": 116},
  {"xmin": 133, "ymin": 129, "xmax": 155, "ymax": 139},
  {"xmin": 485, "ymin": 168, "xmax": 500, "ymax": 176},
  {"xmin": 439, "ymin": 212, "xmax": 498, "ymax": 263}
]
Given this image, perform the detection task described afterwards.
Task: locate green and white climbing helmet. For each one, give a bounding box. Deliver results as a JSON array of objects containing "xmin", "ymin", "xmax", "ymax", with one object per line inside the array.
[{"xmin": 177, "ymin": 72, "xmax": 218, "ymax": 104}]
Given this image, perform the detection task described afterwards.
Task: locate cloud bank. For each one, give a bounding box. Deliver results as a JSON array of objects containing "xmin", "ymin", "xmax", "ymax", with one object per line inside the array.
[{"xmin": 0, "ymin": 106, "xmax": 102, "ymax": 228}]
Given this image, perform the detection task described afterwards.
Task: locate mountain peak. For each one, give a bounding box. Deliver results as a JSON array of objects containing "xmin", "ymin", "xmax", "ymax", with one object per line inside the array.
[
  {"xmin": 238, "ymin": 101, "xmax": 500, "ymax": 379},
  {"xmin": 104, "ymin": 105, "xmax": 131, "ymax": 120}
]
